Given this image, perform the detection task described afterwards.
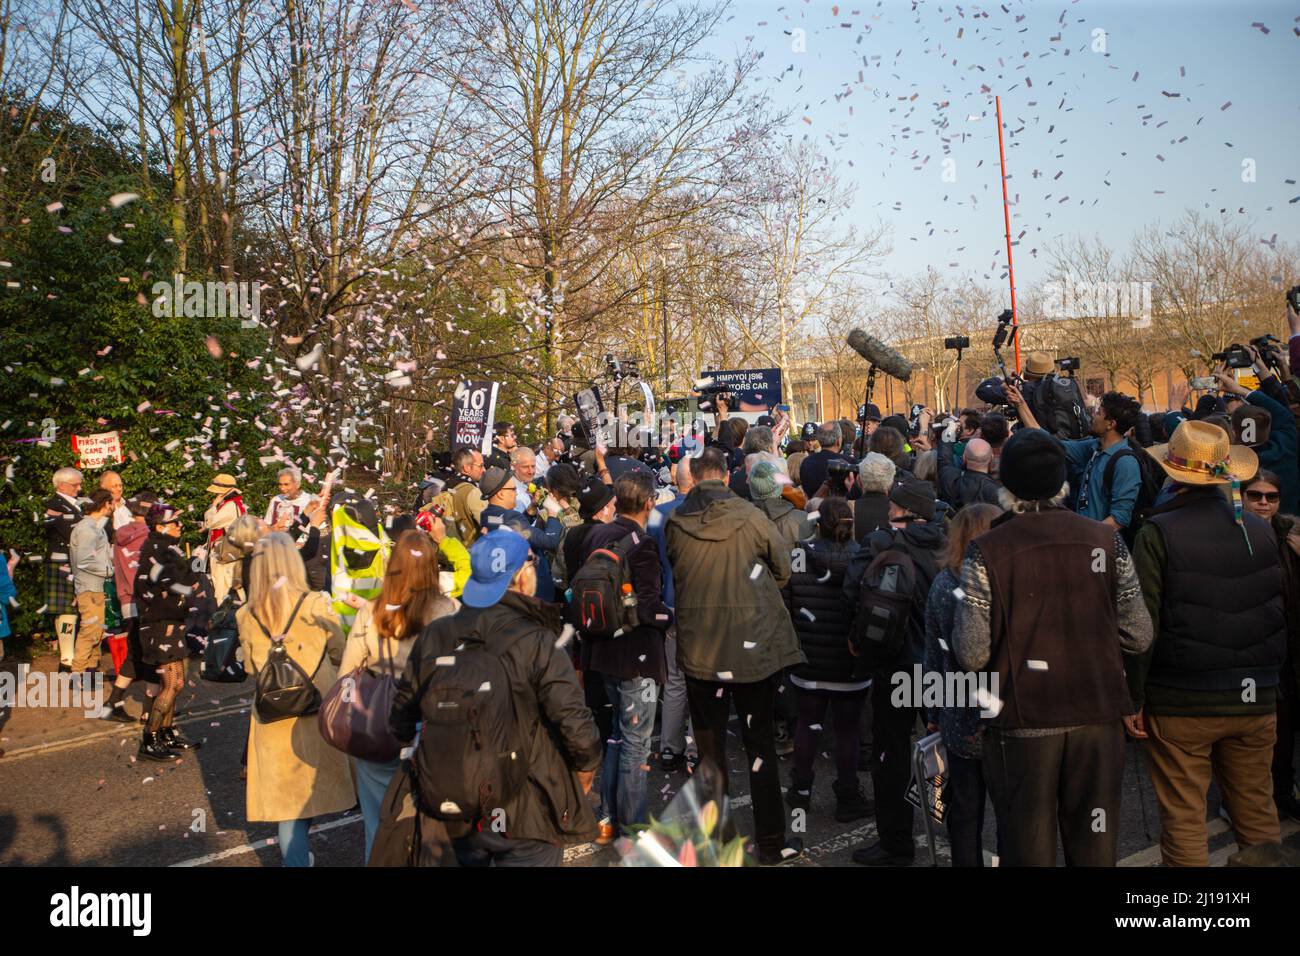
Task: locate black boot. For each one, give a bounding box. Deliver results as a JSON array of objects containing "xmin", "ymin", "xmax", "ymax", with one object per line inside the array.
[
  {"xmin": 102, "ymin": 700, "xmax": 135, "ymax": 723},
  {"xmin": 139, "ymin": 731, "xmax": 179, "ymax": 762},
  {"xmin": 160, "ymin": 725, "xmax": 201, "ymax": 751},
  {"xmin": 785, "ymin": 772, "xmax": 813, "ymax": 811},
  {"xmin": 833, "ymin": 779, "xmax": 876, "ymax": 823}
]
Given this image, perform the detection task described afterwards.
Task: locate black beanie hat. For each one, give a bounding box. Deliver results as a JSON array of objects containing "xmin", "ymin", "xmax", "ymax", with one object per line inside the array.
[
  {"xmin": 999, "ymin": 428, "xmax": 1067, "ymax": 501},
  {"xmin": 889, "ymin": 477, "xmax": 937, "ymax": 522}
]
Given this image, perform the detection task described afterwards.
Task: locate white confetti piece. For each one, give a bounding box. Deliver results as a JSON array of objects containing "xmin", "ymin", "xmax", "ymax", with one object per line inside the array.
[
  {"xmin": 295, "ymin": 343, "xmax": 324, "ymax": 371},
  {"xmin": 799, "ymin": 607, "xmax": 815, "ymax": 622},
  {"xmin": 109, "ymin": 192, "xmax": 140, "ymax": 208},
  {"xmin": 716, "ymin": 671, "xmax": 733, "ymax": 680},
  {"xmin": 977, "ymin": 686, "xmax": 1004, "ymax": 718},
  {"xmin": 436, "ymin": 656, "xmax": 456, "ymax": 666},
  {"xmin": 751, "ymin": 757, "xmax": 763, "ymax": 772},
  {"xmin": 477, "ymin": 681, "xmax": 491, "ymax": 692},
  {"xmin": 743, "ymin": 641, "xmax": 756, "ymax": 649},
  {"xmin": 952, "ymin": 587, "xmax": 966, "ymax": 600},
  {"xmin": 749, "ymin": 564, "xmax": 763, "ymax": 580},
  {"xmin": 1026, "ymin": 660, "xmax": 1049, "ymax": 671}
]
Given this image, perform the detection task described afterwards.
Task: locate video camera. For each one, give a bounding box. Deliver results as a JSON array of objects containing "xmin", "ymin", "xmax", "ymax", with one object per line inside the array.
[
  {"xmin": 1250, "ymin": 334, "xmax": 1283, "ymax": 376},
  {"xmin": 1211, "ymin": 344, "xmax": 1255, "ymax": 370},
  {"xmin": 693, "ymin": 371, "xmax": 732, "ymax": 413},
  {"xmin": 1057, "ymin": 356, "xmax": 1081, "ymax": 374}
]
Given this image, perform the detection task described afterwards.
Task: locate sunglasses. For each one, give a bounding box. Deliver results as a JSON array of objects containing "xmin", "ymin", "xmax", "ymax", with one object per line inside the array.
[{"xmin": 1245, "ymin": 490, "xmax": 1280, "ymax": 503}]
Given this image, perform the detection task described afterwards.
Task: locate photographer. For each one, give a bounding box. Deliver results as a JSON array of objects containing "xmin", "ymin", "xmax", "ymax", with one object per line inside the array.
[
  {"xmin": 1216, "ymin": 353, "xmax": 1300, "ymax": 515},
  {"xmin": 936, "ymin": 430, "xmax": 1002, "ymax": 510},
  {"xmin": 1007, "ymin": 382, "xmax": 1143, "ymax": 532},
  {"xmin": 808, "ymin": 456, "xmax": 858, "ymax": 514},
  {"xmin": 799, "ymin": 422, "xmax": 854, "ymax": 499}
]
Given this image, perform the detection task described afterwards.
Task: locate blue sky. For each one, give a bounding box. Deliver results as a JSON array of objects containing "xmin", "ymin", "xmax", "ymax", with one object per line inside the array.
[{"xmin": 703, "ymin": 0, "xmax": 1299, "ymax": 291}]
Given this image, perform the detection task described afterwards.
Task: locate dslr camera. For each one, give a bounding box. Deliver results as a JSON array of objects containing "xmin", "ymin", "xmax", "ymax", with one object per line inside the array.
[
  {"xmin": 1211, "ymin": 343, "xmax": 1254, "ymax": 369},
  {"xmin": 825, "ymin": 458, "xmax": 856, "ymax": 496}
]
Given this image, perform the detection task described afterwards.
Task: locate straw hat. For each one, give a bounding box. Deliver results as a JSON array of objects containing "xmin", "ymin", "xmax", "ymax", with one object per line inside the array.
[
  {"xmin": 206, "ymin": 473, "xmax": 239, "ymax": 494},
  {"xmin": 1024, "ymin": 352, "xmax": 1055, "ymax": 376},
  {"xmin": 1144, "ymin": 420, "xmax": 1258, "ymax": 486}
]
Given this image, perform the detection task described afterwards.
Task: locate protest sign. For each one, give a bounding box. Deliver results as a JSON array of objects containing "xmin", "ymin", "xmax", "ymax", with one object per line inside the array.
[
  {"xmin": 71, "ymin": 431, "xmax": 123, "ymax": 470},
  {"xmin": 699, "ymin": 368, "xmax": 782, "ymax": 410},
  {"xmin": 450, "ymin": 381, "xmax": 499, "ymax": 454}
]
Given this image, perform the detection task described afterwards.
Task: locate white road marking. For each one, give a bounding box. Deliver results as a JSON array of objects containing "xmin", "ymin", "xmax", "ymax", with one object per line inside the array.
[{"xmin": 171, "ymin": 814, "xmax": 362, "ymax": 867}]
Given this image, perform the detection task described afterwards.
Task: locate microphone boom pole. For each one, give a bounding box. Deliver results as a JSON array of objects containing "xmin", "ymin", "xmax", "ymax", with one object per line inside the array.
[{"xmin": 996, "ymin": 95, "xmax": 1021, "ymax": 375}]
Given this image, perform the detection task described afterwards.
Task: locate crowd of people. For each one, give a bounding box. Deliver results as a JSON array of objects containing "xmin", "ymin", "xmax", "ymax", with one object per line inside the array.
[{"xmin": 15, "ymin": 303, "xmax": 1300, "ymax": 867}]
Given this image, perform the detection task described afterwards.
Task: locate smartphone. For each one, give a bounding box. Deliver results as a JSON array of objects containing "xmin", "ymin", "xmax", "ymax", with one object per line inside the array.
[{"xmin": 1189, "ymin": 376, "xmax": 1217, "ymax": 390}]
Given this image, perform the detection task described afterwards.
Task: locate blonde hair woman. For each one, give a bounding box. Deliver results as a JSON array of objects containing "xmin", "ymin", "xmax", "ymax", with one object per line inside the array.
[
  {"xmin": 339, "ymin": 529, "xmax": 459, "ymax": 862},
  {"xmin": 236, "ymin": 533, "xmax": 355, "ymax": 866}
]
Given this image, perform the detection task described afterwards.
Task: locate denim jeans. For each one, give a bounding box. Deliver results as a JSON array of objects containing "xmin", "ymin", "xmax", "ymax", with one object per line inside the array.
[
  {"xmin": 600, "ymin": 675, "xmax": 658, "ymax": 830},
  {"xmin": 277, "ymin": 818, "xmax": 312, "ymax": 867},
  {"xmin": 354, "ymin": 756, "xmax": 400, "ymax": 864}
]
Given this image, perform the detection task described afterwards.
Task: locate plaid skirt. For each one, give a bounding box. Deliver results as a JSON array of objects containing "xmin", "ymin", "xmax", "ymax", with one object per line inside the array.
[{"xmin": 44, "ymin": 562, "xmax": 77, "ymax": 616}]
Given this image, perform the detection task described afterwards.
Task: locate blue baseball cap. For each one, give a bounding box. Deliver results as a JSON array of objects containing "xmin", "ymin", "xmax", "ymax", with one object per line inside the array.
[{"xmin": 463, "ymin": 528, "xmax": 533, "ymax": 608}]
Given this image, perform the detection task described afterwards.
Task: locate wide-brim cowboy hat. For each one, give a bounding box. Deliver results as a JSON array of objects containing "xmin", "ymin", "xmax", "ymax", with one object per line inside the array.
[{"xmin": 1144, "ymin": 420, "xmax": 1258, "ymax": 486}]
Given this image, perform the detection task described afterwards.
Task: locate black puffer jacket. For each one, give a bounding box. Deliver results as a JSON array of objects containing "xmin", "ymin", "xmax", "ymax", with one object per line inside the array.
[
  {"xmin": 785, "ymin": 536, "xmax": 860, "ymax": 684},
  {"xmin": 841, "ymin": 520, "xmax": 946, "ymax": 667},
  {"xmin": 390, "ymin": 590, "xmax": 602, "ymax": 846}
]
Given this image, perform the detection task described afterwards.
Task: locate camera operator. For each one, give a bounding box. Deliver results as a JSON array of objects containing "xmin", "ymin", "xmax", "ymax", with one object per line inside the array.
[
  {"xmin": 799, "ymin": 422, "xmax": 855, "ymax": 499},
  {"xmin": 1215, "ymin": 350, "xmax": 1300, "ymax": 515}
]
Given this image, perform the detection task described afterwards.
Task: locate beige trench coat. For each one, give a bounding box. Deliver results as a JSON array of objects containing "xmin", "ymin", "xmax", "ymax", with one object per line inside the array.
[{"xmin": 236, "ymin": 591, "xmax": 356, "ymax": 822}]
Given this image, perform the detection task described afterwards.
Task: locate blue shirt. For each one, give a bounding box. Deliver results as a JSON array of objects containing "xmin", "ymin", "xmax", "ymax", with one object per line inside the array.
[
  {"xmin": 647, "ymin": 492, "xmax": 685, "ymax": 609},
  {"xmin": 1062, "ymin": 437, "xmax": 1141, "ymax": 527}
]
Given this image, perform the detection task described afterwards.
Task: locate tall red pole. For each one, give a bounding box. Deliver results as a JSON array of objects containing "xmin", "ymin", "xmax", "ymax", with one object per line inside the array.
[{"xmin": 995, "ymin": 95, "xmax": 1021, "ymax": 374}]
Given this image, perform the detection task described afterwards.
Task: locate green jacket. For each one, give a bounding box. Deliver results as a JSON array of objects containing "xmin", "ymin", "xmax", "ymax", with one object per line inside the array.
[
  {"xmin": 755, "ymin": 495, "xmax": 815, "ymax": 553},
  {"xmin": 665, "ymin": 480, "xmax": 805, "ymax": 683}
]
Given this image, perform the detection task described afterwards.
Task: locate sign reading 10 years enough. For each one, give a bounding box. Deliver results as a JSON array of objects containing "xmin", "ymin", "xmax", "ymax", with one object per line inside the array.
[{"xmin": 450, "ymin": 381, "xmax": 500, "ymax": 454}]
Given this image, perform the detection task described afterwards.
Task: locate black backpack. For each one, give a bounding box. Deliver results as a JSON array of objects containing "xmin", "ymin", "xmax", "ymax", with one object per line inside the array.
[
  {"xmin": 1036, "ymin": 374, "xmax": 1091, "ymax": 440},
  {"xmin": 252, "ymin": 593, "xmax": 322, "ymax": 722},
  {"xmin": 415, "ymin": 634, "xmax": 531, "ymax": 823},
  {"xmin": 848, "ymin": 541, "xmax": 920, "ymax": 675},
  {"xmin": 1103, "ymin": 436, "xmax": 1166, "ymax": 547},
  {"xmin": 567, "ymin": 533, "xmax": 639, "ymax": 639},
  {"xmin": 202, "ymin": 590, "xmax": 247, "ymax": 683}
]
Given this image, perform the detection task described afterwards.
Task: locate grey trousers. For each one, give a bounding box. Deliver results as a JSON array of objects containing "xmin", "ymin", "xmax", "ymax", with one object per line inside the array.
[{"xmin": 660, "ymin": 629, "xmax": 696, "ymax": 757}]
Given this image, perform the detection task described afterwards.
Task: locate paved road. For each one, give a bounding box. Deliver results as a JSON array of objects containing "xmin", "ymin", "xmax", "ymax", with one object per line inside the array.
[{"xmin": 1, "ymin": 661, "xmax": 1295, "ymax": 867}]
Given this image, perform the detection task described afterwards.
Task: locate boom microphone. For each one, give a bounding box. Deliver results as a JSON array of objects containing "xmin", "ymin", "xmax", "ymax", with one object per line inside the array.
[{"xmin": 847, "ymin": 329, "xmax": 912, "ymax": 381}]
